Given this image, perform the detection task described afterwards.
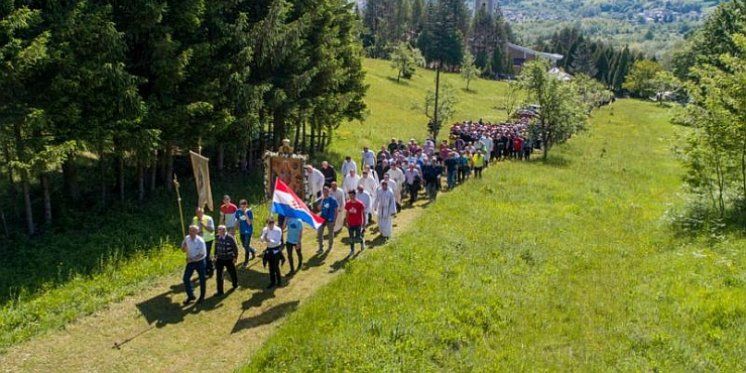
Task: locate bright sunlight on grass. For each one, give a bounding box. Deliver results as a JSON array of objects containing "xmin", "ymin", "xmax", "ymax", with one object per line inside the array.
[{"xmin": 245, "ymin": 99, "xmax": 745, "ymax": 371}]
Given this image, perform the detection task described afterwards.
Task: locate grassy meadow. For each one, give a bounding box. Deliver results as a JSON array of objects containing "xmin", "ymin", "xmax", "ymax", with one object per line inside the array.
[
  {"xmin": 245, "ymin": 100, "xmax": 745, "ymax": 371},
  {"xmin": 0, "ymin": 59, "xmax": 511, "ymax": 351}
]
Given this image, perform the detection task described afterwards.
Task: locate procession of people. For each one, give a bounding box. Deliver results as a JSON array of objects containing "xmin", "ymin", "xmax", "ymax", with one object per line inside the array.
[{"xmin": 180, "ymin": 119, "xmax": 540, "ymax": 304}]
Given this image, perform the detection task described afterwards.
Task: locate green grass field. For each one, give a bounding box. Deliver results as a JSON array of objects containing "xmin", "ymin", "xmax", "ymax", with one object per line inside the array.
[
  {"xmin": 0, "ymin": 59, "xmax": 513, "ymax": 351},
  {"xmin": 245, "ymin": 100, "xmax": 745, "ymax": 371}
]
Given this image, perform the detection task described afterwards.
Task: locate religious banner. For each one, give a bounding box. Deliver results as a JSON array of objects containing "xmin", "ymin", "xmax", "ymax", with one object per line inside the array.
[
  {"xmin": 263, "ymin": 151, "xmax": 306, "ymax": 199},
  {"xmin": 189, "ymin": 151, "xmax": 214, "ymax": 211}
]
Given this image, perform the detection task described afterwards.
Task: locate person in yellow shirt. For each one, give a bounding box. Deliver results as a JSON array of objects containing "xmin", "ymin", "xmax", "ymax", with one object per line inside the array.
[
  {"xmin": 472, "ymin": 150, "xmax": 485, "ymax": 179},
  {"xmin": 192, "ymin": 207, "xmax": 215, "ymax": 277}
]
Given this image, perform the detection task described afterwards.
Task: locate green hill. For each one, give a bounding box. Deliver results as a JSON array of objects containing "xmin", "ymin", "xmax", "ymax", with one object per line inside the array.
[
  {"xmin": 0, "ymin": 58, "xmax": 513, "ymax": 351},
  {"xmin": 246, "ymin": 99, "xmax": 745, "ymax": 371}
]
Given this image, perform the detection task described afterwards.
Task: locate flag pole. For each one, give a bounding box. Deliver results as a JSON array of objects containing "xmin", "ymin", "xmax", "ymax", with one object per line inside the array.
[{"xmin": 173, "ymin": 174, "xmax": 186, "ymax": 239}]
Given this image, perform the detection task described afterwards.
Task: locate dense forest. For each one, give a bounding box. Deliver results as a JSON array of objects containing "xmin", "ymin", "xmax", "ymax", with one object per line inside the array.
[{"xmin": 0, "ymin": 0, "xmax": 367, "ymax": 236}]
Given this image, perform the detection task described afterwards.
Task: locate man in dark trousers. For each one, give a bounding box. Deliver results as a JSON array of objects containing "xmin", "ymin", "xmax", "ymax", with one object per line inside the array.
[
  {"xmin": 261, "ymin": 217, "xmax": 284, "ymax": 288},
  {"xmin": 213, "ymin": 225, "xmax": 239, "ymax": 296},
  {"xmin": 320, "ymin": 161, "xmax": 337, "ymax": 187}
]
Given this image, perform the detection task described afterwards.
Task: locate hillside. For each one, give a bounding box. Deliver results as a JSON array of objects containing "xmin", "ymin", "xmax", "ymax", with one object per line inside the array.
[
  {"xmin": 0, "ymin": 59, "xmax": 512, "ymax": 369},
  {"xmin": 493, "ymin": 0, "xmax": 725, "ymax": 57},
  {"xmin": 246, "ymin": 100, "xmax": 745, "ymax": 371}
]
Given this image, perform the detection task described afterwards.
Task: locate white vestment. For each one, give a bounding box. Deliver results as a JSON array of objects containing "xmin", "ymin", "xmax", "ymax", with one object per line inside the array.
[
  {"xmin": 330, "ymin": 188, "xmax": 346, "ymax": 232},
  {"xmin": 386, "ymin": 167, "xmax": 405, "ymax": 203},
  {"xmin": 356, "ymin": 190, "xmax": 372, "ymax": 225},
  {"xmin": 358, "ymin": 175, "xmax": 379, "ymax": 211},
  {"xmin": 374, "ymin": 188, "xmax": 396, "ymax": 237},
  {"xmin": 342, "ymin": 174, "xmax": 361, "ymax": 194},
  {"xmin": 307, "ymin": 168, "xmax": 325, "ymax": 200}
]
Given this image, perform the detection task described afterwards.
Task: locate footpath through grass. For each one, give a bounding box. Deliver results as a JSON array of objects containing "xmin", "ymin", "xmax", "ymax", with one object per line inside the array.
[
  {"xmin": 0, "ymin": 58, "xmax": 508, "ymax": 352},
  {"xmin": 246, "ymin": 100, "xmax": 745, "ymax": 371}
]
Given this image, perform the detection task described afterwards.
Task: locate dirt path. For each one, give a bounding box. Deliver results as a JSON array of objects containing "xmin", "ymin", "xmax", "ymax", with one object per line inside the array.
[{"xmin": 0, "ymin": 197, "xmax": 431, "ymax": 372}]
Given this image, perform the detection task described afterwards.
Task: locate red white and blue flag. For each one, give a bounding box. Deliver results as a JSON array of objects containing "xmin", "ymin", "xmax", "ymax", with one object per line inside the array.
[{"xmin": 271, "ymin": 178, "xmax": 325, "ymax": 229}]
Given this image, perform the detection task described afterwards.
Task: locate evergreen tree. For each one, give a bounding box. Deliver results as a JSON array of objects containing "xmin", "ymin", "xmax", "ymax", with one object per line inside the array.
[
  {"xmin": 611, "ymin": 46, "xmax": 631, "ymax": 92},
  {"xmin": 570, "ymin": 40, "xmax": 598, "ymax": 77}
]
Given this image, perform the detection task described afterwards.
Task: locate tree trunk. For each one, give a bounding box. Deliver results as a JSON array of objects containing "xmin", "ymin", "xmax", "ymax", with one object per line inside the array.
[
  {"xmin": 293, "ymin": 115, "xmax": 301, "ymax": 152},
  {"xmin": 99, "ymin": 148, "xmax": 107, "ymax": 207},
  {"xmin": 273, "ymin": 111, "xmax": 285, "ymax": 150},
  {"xmin": 309, "ymin": 119, "xmax": 316, "ymax": 157},
  {"xmin": 165, "ymin": 144, "xmax": 174, "ymax": 191},
  {"xmin": 3, "ymin": 143, "xmax": 18, "ymax": 219},
  {"xmin": 21, "ymin": 172, "xmax": 34, "ymax": 235},
  {"xmin": 240, "ymin": 148, "xmax": 248, "ymax": 173},
  {"xmin": 118, "ymin": 155, "xmax": 125, "ymax": 203},
  {"xmin": 301, "ymin": 119, "xmax": 307, "ymax": 154},
  {"xmin": 62, "ymin": 155, "xmax": 80, "ymax": 202},
  {"xmin": 217, "ymin": 143, "xmax": 225, "ymax": 176},
  {"xmin": 741, "ymin": 138, "xmax": 746, "ymax": 203},
  {"xmin": 150, "ymin": 150, "xmax": 158, "ymax": 192},
  {"xmin": 41, "ymin": 172, "xmax": 52, "ymax": 227},
  {"xmin": 542, "ymin": 124, "xmax": 549, "ymax": 161},
  {"xmin": 1, "ymin": 210, "xmax": 8, "ymax": 238},
  {"xmin": 434, "ymin": 63, "xmax": 441, "ymax": 132},
  {"xmin": 138, "ymin": 160, "xmax": 145, "ymax": 203}
]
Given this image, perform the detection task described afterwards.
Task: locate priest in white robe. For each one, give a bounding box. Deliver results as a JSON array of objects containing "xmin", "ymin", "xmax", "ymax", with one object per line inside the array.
[
  {"xmin": 342, "ymin": 169, "xmax": 361, "ymax": 193},
  {"xmin": 305, "ymin": 165, "xmax": 325, "ymax": 202},
  {"xmin": 374, "ymin": 180, "xmax": 397, "ymax": 239},
  {"xmin": 358, "ymin": 168, "xmax": 379, "ymax": 214},
  {"xmin": 385, "ymin": 163, "xmax": 405, "ymax": 205}
]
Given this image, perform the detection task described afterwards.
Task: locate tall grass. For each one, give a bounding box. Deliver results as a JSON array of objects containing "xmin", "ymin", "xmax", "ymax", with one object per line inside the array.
[{"xmin": 245, "ymin": 100, "xmax": 745, "ymax": 371}]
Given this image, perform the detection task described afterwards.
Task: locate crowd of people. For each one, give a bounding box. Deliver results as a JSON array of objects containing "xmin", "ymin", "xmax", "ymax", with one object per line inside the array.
[{"xmin": 180, "ymin": 119, "xmax": 540, "ymax": 305}]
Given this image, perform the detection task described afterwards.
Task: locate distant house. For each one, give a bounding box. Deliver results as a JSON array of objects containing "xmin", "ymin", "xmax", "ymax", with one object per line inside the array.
[{"xmin": 506, "ymin": 42, "xmax": 563, "ymax": 72}]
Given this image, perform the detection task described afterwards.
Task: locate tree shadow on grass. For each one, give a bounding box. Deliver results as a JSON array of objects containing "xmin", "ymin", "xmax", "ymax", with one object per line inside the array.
[
  {"xmin": 668, "ymin": 198, "xmax": 746, "ymax": 239},
  {"xmin": 386, "ymin": 76, "xmax": 411, "ymax": 86},
  {"xmin": 536, "ymin": 154, "xmax": 571, "ymax": 168},
  {"xmin": 231, "ymin": 300, "xmax": 300, "ymax": 333}
]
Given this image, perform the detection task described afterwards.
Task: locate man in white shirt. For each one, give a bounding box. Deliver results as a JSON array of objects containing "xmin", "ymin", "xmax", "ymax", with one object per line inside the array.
[
  {"xmin": 361, "ymin": 146, "xmax": 376, "ymax": 169},
  {"xmin": 305, "ymin": 165, "xmax": 325, "ymax": 202},
  {"xmin": 260, "ymin": 217, "xmax": 284, "ymax": 288},
  {"xmin": 340, "ymin": 156, "xmax": 357, "ymax": 179},
  {"xmin": 181, "ymin": 225, "xmax": 207, "ymax": 305},
  {"xmin": 342, "ymin": 169, "xmax": 361, "ymax": 193}
]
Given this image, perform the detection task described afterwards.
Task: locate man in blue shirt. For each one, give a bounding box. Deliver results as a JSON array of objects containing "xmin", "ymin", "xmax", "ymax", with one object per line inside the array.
[
  {"xmin": 234, "ymin": 199, "xmax": 255, "ymax": 268},
  {"xmin": 284, "ymin": 217, "xmax": 303, "ymax": 274},
  {"xmin": 316, "ymin": 186, "xmax": 338, "ymax": 254}
]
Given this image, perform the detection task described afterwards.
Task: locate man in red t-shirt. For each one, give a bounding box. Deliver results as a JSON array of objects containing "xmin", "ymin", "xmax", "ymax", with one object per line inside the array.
[
  {"xmin": 220, "ymin": 195, "xmax": 239, "ymax": 235},
  {"xmin": 344, "ymin": 190, "xmax": 366, "ymax": 256}
]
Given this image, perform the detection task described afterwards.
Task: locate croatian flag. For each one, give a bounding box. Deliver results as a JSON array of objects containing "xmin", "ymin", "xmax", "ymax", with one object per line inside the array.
[{"xmin": 272, "ymin": 178, "xmax": 325, "ymax": 229}]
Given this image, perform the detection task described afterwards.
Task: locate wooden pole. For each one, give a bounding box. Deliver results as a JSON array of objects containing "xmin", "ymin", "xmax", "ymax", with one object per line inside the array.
[{"xmin": 173, "ymin": 175, "xmax": 186, "ymax": 239}]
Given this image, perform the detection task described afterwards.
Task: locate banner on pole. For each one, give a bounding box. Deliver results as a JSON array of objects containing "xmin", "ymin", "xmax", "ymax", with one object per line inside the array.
[{"xmin": 189, "ymin": 151, "xmax": 214, "ymax": 211}]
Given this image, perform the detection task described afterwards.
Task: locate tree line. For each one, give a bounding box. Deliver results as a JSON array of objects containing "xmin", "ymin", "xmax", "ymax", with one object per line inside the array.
[
  {"xmin": 536, "ymin": 26, "xmax": 647, "ymax": 93},
  {"xmin": 362, "ymin": 0, "xmax": 516, "ymax": 77},
  {"xmin": 0, "ymin": 0, "xmax": 367, "ymax": 236}
]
